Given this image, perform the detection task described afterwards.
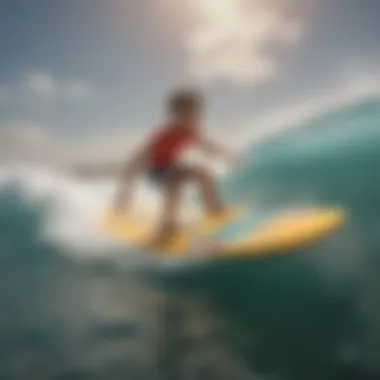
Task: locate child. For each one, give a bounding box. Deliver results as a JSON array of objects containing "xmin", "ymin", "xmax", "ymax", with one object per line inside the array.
[{"xmin": 113, "ymin": 88, "xmax": 235, "ymax": 241}]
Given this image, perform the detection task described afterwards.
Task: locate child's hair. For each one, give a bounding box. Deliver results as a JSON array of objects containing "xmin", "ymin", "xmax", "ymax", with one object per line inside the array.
[{"xmin": 167, "ymin": 87, "xmax": 204, "ymax": 114}]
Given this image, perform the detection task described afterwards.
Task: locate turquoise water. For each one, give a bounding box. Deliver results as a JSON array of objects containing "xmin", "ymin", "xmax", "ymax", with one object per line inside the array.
[{"xmin": 0, "ymin": 96, "xmax": 379, "ymax": 379}]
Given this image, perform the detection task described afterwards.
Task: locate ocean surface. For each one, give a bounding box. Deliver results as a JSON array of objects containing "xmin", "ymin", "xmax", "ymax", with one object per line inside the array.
[{"xmin": 0, "ymin": 96, "xmax": 379, "ymax": 380}]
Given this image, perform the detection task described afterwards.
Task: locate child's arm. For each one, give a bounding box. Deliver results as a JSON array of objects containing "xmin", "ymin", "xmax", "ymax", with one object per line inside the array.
[
  {"xmin": 113, "ymin": 143, "xmax": 149, "ymax": 213},
  {"xmin": 198, "ymin": 136, "xmax": 236, "ymax": 164}
]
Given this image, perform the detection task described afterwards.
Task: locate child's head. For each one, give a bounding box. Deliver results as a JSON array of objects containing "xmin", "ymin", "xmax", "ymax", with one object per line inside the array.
[{"xmin": 167, "ymin": 88, "xmax": 204, "ymax": 124}]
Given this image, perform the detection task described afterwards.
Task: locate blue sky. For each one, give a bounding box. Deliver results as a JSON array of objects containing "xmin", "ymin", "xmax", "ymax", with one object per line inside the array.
[{"xmin": 0, "ymin": 0, "xmax": 379, "ymax": 164}]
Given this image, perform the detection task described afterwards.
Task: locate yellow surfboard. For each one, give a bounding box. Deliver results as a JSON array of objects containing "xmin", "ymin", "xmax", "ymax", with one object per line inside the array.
[{"xmin": 103, "ymin": 205, "xmax": 346, "ymax": 260}]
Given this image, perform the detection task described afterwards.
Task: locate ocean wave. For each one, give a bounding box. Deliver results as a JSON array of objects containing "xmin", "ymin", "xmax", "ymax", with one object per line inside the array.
[{"xmin": 0, "ymin": 96, "xmax": 379, "ymax": 379}]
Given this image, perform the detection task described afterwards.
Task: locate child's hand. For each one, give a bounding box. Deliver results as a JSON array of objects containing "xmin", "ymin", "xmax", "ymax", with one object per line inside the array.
[{"xmin": 226, "ymin": 152, "xmax": 239, "ymax": 166}]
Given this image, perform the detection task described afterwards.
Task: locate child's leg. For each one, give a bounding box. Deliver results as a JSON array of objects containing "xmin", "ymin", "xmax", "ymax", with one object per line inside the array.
[
  {"xmin": 187, "ymin": 166, "xmax": 224, "ymax": 215},
  {"xmin": 155, "ymin": 165, "xmax": 224, "ymax": 240},
  {"xmin": 156, "ymin": 173, "xmax": 184, "ymax": 239}
]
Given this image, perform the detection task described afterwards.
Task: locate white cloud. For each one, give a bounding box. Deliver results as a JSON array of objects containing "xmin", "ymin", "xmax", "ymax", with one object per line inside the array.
[
  {"xmin": 11, "ymin": 71, "xmax": 94, "ymax": 102},
  {"xmin": 0, "ymin": 121, "xmax": 51, "ymax": 164},
  {"xmin": 23, "ymin": 73, "xmax": 57, "ymax": 98},
  {"xmin": 66, "ymin": 129, "xmax": 146, "ymax": 166},
  {"xmin": 0, "ymin": 121, "xmax": 141, "ymax": 169},
  {"xmin": 184, "ymin": 0, "xmax": 304, "ymax": 85},
  {"xmin": 63, "ymin": 81, "xmax": 93, "ymax": 101}
]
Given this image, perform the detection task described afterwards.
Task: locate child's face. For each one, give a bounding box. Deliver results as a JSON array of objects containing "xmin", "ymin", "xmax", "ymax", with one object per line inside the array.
[{"xmin": 172, "ymin": 105, "xmax": 202, "ymax": 125}]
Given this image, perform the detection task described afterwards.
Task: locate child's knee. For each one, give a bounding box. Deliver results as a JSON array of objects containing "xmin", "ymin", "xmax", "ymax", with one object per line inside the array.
[
  {"xmin": 165, "ymin": 180, "xmax": 181, "ymax": 196},
  {"xmin": 192, "ymin": 166, "xmax": 212, "ymax": 183}
]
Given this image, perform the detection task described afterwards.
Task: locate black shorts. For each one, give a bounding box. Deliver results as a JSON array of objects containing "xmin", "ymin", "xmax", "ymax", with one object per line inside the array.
[{"xmin": 147, "ymin": 164, "xmax": 188, "ymax": 186}]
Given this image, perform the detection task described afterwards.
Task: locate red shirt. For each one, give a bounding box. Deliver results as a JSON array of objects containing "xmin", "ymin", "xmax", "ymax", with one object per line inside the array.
[{"xmin": 148, "ymin": 123, "xmax": 199, "ymax": 168}]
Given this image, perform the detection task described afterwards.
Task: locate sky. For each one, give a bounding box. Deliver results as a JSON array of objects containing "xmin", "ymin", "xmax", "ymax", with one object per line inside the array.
[{"xmin": 0, "ymin": 0, "xmax": 379, "ymax": 166}]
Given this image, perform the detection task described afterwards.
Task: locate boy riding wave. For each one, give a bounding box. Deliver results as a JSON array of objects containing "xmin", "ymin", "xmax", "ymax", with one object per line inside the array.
[{"xmin": 114, "ymin": 88, "xmax": 235, "ymax": 241}]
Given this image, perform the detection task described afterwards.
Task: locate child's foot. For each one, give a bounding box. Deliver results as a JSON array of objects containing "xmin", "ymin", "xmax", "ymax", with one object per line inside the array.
[
  {"xmin": 208, "ymin": 206, "xmax": 227, "ymax": 218},
  {"xmin": 154, "ymin": 221, "xmax": 179, "ymax": 244}
]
